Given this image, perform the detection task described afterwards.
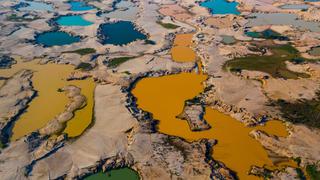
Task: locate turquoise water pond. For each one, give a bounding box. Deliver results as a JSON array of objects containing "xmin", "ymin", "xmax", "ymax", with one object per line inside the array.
[
  {"xmin": 35, "ymin": 31, "xmax": 80, "ymax": 47},
  {"xmin": 56, "ymin": 15, "xmax": 93, "ymax": 26},
  {"xmin": 200, "ymin": 0, "xmax": 240, "ymax": 15},
  {"xmin": 98, "ymin": 21, "xmax": 147, "ymax": 45},
  {"xmin": 69, "ymin": 1, "xmax": 95, "ymax": 11},
  {"xmin": 18, "ymin": 0, "xmax": 53, "ymax": 12},
  {"xmin": 84, "ymin": 168, "xmax": 139, "ymax": 180}
]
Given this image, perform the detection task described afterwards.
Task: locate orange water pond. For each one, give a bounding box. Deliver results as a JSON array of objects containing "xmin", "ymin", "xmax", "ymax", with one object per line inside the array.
[
  {"xmin": 0, "ymin": 58, "xmax": 94, "ymax": 140},
  {"xmin": 132, "ymin": 72, "xmax": 295, "ymax": 180},
  {"xmin": 171, "ymin": 34, "xmax": 196, "ymax": 62}
]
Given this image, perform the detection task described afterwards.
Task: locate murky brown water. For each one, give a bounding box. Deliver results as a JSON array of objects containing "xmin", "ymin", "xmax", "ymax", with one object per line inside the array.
[
  {"xmin": 0, "ymin": 58, "xmax": 94, "ymax": 140},
  {"xmin": 171, "ymin": 34, "xmax": 196, "ymax": 62},
  {"xmin": 132, "ymin": 72, "xmax": 295, "ymax": 180}
]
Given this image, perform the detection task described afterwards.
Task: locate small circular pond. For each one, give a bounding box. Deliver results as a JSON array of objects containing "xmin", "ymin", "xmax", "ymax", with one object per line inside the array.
[
  {"xmin": 35, "ymin": 31, "xmax": 80, "ymax": 47},
  {"xmin": 98, "ymin": 21, "xmax": 147, "ymax": 46}
]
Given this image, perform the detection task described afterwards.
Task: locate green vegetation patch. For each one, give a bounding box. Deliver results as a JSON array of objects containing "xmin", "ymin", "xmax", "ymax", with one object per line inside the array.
[
  {"xmin": 84, "ymin": 168, "xmax": 139, "ymax": 180},
  {"xmin": 245, "ymin": 29, "xmax": 289, "ymax": 41},
  {"xmin": 0, "ymin": 141, "xmax": 4, "ymax": 149},
  {"xmin": 157, "ymin": 21, "xmax": 180, "ymax": 29},
  {"xmin": 306, "ymin": 164, "xmax": 320, "ymax": 180},
  {"xmin": 223, "ymin": 44, "xmax": 312, "ymax": 79},
  {"xmin": 269, "ymin": 91, "xmax": 320, "ymax": 128},
  {"xmin": 76, "ymin": 62, "xmax": 93, "ymax": 71},
  {"xmin": 63, "ymin": 48, "xmax": 96, "ymax": 56},
  {"xmin": 295, "ymin": 168, "xmax": 306, "ymax": 180},
  {"xmin": 107, "ymin": 56, "xmax": 137, "ymax": 68}
]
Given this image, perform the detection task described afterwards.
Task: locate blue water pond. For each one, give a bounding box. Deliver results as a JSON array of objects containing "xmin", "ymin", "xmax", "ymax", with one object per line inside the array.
[
  {"xmin": 56, "ymin": 15, "xmax": 93, "ymax": 26},
  {"xmin": 200, "ymin": 0, "xmax": 240, "ymax": 15},
  {"xmin": 98, "ymin": 21, "xmax": 147, "ymax": 46},
  {"xmin": 35, "ymin": 31, "xmax": 80, "ymax": 47},
  {"xmin": 17, "ymin": 0, "xmax": 53, "ymax": 12},
  {"xmin": 68, "ymin": 1, "xmax": 95, "ymax": 11}
]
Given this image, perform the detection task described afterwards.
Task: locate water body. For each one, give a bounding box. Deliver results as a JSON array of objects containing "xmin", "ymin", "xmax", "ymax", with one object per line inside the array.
[
  {"xmin": 84, "ymin": 168, "xmax": 139, "ymax": 180},
  {"xmin": 200, "ymin": 0, "xmax": 240, "ymax": 15},
  {"xmin": 308, "ymin": 46, "xmax": 320, "ymax": 56},
  {"xmin": 247, "ymin": 13, "xmax": 320, "ymax": 32},
  {"xmin": 56, "ymin": 15, "xmax": 93, "ymax": 26},
  {"xmin": 0, "ymin": 58, "xmax": 95, "ymax": 141},
  {"xmin": 279, "ymin": 4, "xmax": 310, "ymax": 10},
  {"xmin": 35, "ymin": 31, "xmax": 80, "ymax": 47},
  {"xmin": 63, "ymin": 78, "xmax": 95, "ymax": 138},
  {"xmin": 101, "ymin": 0, "xmax": 139, "ymax": 21},
  {"xmin": 245, "ymin": 31, "xmax": 261, "ymax": 38},
  {"xmin": 221, "ymin": 35, "xmax": 236, "ymax": 44},
  {"xmin": 245, "ymin": 29, "xmax": 289, "ymax": 40},
  {"xmin": 18, "ymin": 0, "xmax": 53, "ymax": 12},
  {"xmin": 132, "ymin": 72, "xmax": 296, "ymax": 180},
  {"xmin": 98, "ymin": 21, "xmax": 147, "ymax": 46},
  {"xmin": 171, "ymin": 34, "xmax": 196, "ymax": 62},
  {"xmin": 68, "ymin": 1, "xmax": 95, "ymax": 11}
]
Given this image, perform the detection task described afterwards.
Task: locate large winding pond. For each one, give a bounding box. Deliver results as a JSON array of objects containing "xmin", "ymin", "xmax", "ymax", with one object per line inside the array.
[
  {"xmin": 0, "ymin": 58, "xmax": 95, "ymax": 141},
  {"xmin": 132, "ymin": 72, "xmax": 295, "ymax": 179}
]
